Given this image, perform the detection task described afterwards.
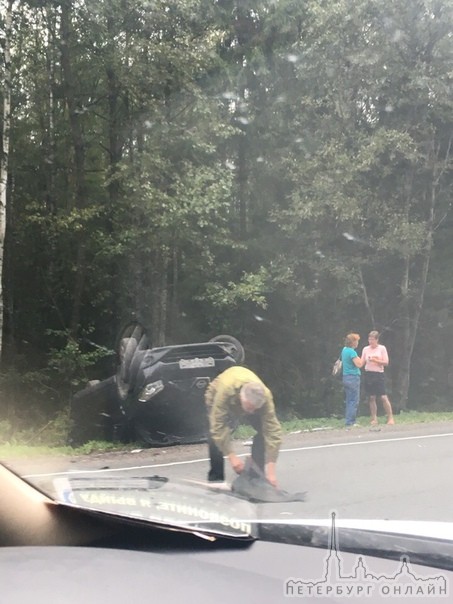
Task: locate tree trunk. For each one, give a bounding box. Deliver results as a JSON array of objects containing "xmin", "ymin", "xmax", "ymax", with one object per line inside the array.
[
  {"xmin": 392, "ymin": 176, "xmax": 436, "ymax": 410},
  {"xmin": 151, "ymin": 248, "xmax": 169, "ymax": 347},
  {"xmin": 237, "ymin": 132, "xmax": 247, "ymax": 237},
  {"xmin": 60, "ymin": 0, "xmax": 88, "ymax": 338},
  {"xmin": 105, "ymin": 15, "xmax": 123, "ymax": 210},
  {"xmin": 42, "ymin": 5, "xmax": 58, "ymax": 212},
  {"xmin": 0, "ymin": 0, "xmax": 14, "ymax": 361}
]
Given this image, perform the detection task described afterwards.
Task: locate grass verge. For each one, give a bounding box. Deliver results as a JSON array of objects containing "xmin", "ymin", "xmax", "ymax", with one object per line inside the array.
[
  {"xmin": 233, "ymin": 410, "xmax": 453, "ymax": 439},
  {"xmin": 1, "ymin": 410, "xmax": 453, "ymax": 458}
]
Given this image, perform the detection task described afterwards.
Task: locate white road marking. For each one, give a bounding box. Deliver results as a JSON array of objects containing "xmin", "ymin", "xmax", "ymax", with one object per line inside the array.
[
  {"xmin": 280, "ymin": 431, "xmax": 453, "ymax": 453},
  {"xmin": 23, "ymin": 431, "xmax": 453, "ymax": 478},
  {"xmin": 184, "ymin": 478, "xmax": 231, "ymax": 490}
]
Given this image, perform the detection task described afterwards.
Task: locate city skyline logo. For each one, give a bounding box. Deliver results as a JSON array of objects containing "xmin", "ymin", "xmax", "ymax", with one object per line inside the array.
[{"xmin": 284, "ymin": 513, "xmax": 448, "ymax": 599}]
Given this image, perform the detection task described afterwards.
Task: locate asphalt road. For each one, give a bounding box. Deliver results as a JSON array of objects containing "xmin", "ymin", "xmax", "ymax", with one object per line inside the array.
[{"xmin": 14, "ymin": 420, "xmax": 453, "ymax": 523}]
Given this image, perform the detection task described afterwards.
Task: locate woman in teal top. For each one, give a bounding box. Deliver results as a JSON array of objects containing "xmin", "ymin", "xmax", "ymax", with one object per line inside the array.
[{"xmin": 341, "ymin": 333, "xmax": 365, "ymax": 427}]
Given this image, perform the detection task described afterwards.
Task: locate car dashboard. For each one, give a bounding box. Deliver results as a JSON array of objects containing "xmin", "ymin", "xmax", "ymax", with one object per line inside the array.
[{"xmin": 1, "ymin": 464, "xmax": 452, "ymax": 603}]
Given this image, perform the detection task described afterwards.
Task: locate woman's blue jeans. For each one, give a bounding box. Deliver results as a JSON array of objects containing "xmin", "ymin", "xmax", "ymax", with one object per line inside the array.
[{"xmin": 343, "ymin": 375, "xmax": 360, "ymax": 426}]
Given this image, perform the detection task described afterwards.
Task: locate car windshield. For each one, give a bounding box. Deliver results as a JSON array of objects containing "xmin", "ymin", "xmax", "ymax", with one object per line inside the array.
[{"xmin": 1, "ymin": 0, "xmax": 453, "ymax": 534}]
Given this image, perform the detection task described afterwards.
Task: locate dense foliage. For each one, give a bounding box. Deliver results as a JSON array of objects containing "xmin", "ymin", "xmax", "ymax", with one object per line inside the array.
[{"xmin": 0, "ymin": 0, "xmax": 452, "ymax": 430}]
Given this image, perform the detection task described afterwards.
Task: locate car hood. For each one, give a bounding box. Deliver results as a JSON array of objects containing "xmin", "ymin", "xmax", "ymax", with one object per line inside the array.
[
  {"xmin": 51, "ymin": 475, "xmax": 258, "ymax": 539},
  {"xmin": 45, "ymin": 473, "xmax": 453, "ymax": 570}
]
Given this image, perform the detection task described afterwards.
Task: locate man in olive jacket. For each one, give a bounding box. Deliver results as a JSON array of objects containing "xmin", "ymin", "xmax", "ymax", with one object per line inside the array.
[{"xmin": 205, "ymin": 366, "xmax": 282, "ymax": 486}]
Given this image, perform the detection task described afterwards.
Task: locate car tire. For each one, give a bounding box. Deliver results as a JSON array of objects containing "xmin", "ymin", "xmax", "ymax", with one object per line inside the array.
[
  {"xmin": 116, "ymin": 323, "xmax": 149, "ymax": 401},
  {"xmin": 209, "ymin": 334, "xmax": 245, "ymax": 364}
]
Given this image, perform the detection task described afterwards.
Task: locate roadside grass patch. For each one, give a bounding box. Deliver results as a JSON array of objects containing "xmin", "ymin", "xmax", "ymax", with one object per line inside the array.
[
  {"xmin": 0, "ymin": 440, "xmax": 141, "ymax": 459},
  {"xmin": 2, "ymin": 411, "xmax": 453, "ymax": 458},
  {"xmin": 234, "ymin": 410, "xmax": 453, "ymax": 439}
]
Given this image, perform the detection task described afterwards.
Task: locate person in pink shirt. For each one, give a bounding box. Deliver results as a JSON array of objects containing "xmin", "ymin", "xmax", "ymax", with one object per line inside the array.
[{"xmin": 361, "ymin": 331, "xmax": 395, "ymax": 426}]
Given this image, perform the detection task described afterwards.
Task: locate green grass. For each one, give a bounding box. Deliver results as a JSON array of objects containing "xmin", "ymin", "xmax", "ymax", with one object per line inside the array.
[
  {"xmin": 233, "ymin": 410, "xmax": 453, "ymax": 439},
  {"xmin": 0, "ymin": 440, "xmax": 142, "ymax": 459},
  {"xmin": 1, "ymin": 410, "xmax": 453, "ymax": 459},
  {"xmin": 386, "ymin": 410, "xmax": 453, "ymax": 424}
]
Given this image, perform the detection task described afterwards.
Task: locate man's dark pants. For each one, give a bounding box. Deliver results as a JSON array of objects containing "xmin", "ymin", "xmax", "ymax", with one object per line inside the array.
[{"xmin": 208, "ymin": 413, "xmax": 265, "ymax": 482}]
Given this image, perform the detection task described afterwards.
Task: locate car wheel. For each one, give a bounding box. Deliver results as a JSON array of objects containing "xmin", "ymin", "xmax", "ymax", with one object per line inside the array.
[
  {"xmin": 209, "ymin": 334, "xmax": 245, "ymax": 364},
  {"xmin": 116, "ymin": 322, "xmax": 149, "ymax": 400}
]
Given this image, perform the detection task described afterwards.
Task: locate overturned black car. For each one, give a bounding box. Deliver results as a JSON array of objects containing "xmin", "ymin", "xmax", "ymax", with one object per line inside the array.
[{"xmin": 69, "ymin": 323, "xmax": 244, "ymax": 447}]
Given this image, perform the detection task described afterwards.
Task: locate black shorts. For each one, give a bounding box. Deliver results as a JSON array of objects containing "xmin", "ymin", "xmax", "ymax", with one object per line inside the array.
[{"xmin": 364, "ymin": 372, "xmax": 386, "ymax": 396}]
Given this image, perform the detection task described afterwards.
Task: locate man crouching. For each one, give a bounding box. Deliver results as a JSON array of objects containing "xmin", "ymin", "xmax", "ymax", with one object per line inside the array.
[{"xmin": 205, "ymin": 366, "xmax": 282, "ymax": 487}]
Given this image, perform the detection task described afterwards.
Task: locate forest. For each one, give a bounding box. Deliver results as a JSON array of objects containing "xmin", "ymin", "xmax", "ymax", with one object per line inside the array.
[{"xmin": 0, "ymin": 0, "xmax": 452, "ymax": 436}]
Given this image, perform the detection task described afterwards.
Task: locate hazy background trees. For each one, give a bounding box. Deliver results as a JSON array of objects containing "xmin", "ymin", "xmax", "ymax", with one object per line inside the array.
[{"xmin": 1, "ymin": 0, "xmax": 452, "ymax": 430}]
